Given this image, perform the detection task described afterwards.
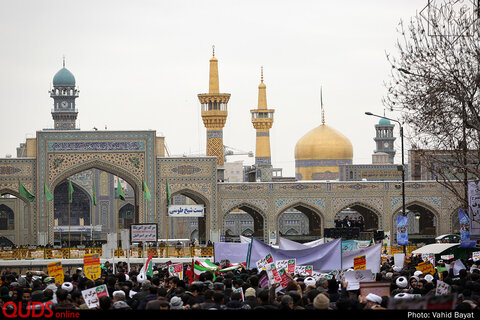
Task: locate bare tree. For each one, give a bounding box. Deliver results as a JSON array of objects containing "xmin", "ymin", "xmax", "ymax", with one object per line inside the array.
[{"xmin": 384, "ymin": 0, "xmax": 480, "ymax": 209}]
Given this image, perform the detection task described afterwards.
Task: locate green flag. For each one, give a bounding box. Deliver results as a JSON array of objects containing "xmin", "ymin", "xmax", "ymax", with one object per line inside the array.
[
  {"xmin": 117, "ymin": 179, "xmax": 125, "ymax": 201},
  {"xmin": 92, "ymin": 180, "xmax": 97, "ymax": 206},
  {"xmin": 44, "ymin": 183, "xmax": 53, "ymax": 201},
  {"xmin": 166, "ymin": 181, "xmax": 171, "ymax": 205},
  {"xmin": 68, "ymin": 179, "xmax": 74, "ymax": 203},
  {"xmin": 143, "ymin": 180, "xmax": 151, "ymax": 201},
  {"xmin": 19, "ymin": 181, "xmax": 35, "ymax": 202}
]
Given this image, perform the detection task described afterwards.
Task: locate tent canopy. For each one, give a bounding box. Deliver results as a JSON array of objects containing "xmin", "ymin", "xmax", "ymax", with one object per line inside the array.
[{"xmin": 412, "ymin": 243, "xmax": 459, "ymax": 255}]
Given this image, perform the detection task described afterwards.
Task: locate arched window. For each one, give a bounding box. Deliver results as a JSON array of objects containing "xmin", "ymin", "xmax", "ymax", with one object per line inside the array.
[{"xmin": 0, "ymin": 205, "xmax": 14, "ymax": 231}]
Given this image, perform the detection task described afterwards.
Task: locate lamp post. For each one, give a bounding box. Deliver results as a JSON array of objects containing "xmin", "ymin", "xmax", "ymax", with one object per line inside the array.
[
  {"xmin": 397, "ymin": 67, "xmax": 470, "ymax": 228},
  {"xmin": 365, "ymin": 112, "xmax": 406, "ymax": 253}
]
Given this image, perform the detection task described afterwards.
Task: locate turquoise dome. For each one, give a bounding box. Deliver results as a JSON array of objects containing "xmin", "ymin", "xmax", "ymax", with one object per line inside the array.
[
  {"xmin": 378, "ymin": 117, "xmax": 391, "ymax": 125},
  {"xmin": 53, "ymin": 67, "xmax": 76, "ymax": 86}
]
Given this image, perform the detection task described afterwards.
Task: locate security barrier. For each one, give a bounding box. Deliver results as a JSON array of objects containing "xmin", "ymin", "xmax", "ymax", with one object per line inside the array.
[{"xmin": 0, "ymin": 246, "xmax": 214, "ymax": 260}]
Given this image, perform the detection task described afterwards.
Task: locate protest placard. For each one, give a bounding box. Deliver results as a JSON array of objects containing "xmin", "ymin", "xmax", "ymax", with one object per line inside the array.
[
  {"xmin": 233, "ymin": 287, "xmax": 244, "ymax": 301},
  {"xmin": 421, "ymin": 253, "xmax": 435, "ymax": 267},
  {"xmin": 344, "ymin": 269, "xmax": 374, "ymax": 291},
  {"xmin": 276, "ymin": 259, "xmax": 296, "ymax": 274},
  {"xmin": 440, "ymin": 254, "xmax": 454, "ymax": 261},
  {"xmin": 168, "ymin": 263, "xmax": 183, "ymax": 279},
  {"xmin": 353, "ymin": 255, "xmax": 366, "ymax": 270},
  {"xmin": 473, "ymin": 251, "xmax": 480, "ymax": 262},
  {"xmin": 84, "ymin": 253, "xmax": 101, "ymax": 281},
  {"xmin": 47, "ymin": 261, "xmax": 64, "ymax": 285},
  {"xmin": 266, "ymin": 263, "xmax": 282, "ymax": 284},
  {"xmin": 256, "ymin": 253, "xmax": 274, "ymax": 271},
  {"xmin": 81, "ymin": 284, "xmax": 108, "ymax": 309},
  {"xmin": 435, "ymin": 280, "xmax": 451, "ymax": 296},
  {"xmin": 416, "ymin": 261, "xmax": 435, "ymax": 275},
  {"xmin": 393, "ymin": 253, "xmax": 405, "ymax": 268}
]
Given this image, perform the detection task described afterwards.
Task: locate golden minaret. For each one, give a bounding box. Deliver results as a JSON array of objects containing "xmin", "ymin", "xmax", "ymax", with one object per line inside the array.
[
  {"xmin": 251, "ymin": 67, "xmax": 275, "ymax": 166},
  {"xmin": 198, "ymin": 46, "xmax": 231, "ymax": 166}
]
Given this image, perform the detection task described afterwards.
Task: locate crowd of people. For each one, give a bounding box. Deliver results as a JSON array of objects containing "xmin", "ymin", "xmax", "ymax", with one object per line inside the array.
[
  {"xmin": 334, "ymin": 215, "xmax": 365, "ymax": 230},
  {"xmin": 0, "ymin": 254, "xmax": 479, "ymax": 314}
]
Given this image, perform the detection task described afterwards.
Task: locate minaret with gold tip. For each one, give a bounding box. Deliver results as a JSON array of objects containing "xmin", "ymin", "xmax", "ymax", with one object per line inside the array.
[
  {"xmin": 251, "ymin": 67, "xmax": 275, "ymax": 180},
  {"xmin": 198, "ymin": 46, "xmax": 231, "ymax": 171}
]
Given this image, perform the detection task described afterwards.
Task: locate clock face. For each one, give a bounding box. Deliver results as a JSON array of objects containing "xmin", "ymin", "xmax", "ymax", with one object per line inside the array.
[
  {"xmin": 384, "ymin": 142, "xmax": 389, "ymax": 148},
  {"xmin": 61, "ymin": 101, "xmax": 68, "ymax": 108}
]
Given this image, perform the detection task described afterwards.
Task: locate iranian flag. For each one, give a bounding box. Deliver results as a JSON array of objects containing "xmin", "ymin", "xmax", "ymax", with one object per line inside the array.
[
  {"xmin": 218, "ymin": 262, "xmax": 245, "ymax": 273},
  {"xmin": 193, "ymin": 260, "xmax": 219, "ymax": 280}
]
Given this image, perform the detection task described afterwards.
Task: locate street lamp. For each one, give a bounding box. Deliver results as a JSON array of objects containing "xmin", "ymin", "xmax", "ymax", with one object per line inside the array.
[
  {"xmin": 365, "ymin": 112, "xmax": 406, "ymax": 253},
  {"xmin": 397, "ymin": 67, "xmax": 470, "ymax": 223}
]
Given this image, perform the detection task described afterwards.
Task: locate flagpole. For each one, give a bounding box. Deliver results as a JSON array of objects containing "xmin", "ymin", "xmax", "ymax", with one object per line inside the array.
[
  {"xmin": 91, "ymin": 175, "xmax": 95, "ymax": 243},
  {"xmin": 68, "ymin": 192, "xmax": 71, "ymax": 249}
]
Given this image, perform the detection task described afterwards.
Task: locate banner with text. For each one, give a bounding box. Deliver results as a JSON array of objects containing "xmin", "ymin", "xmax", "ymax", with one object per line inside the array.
[{"xmin": 168, "ymin": 205, "xmax": 205, "ymax": 218}]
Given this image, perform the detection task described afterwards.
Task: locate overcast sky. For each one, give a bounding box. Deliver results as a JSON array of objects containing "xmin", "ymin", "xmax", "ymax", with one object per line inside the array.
[{"xmin": 1, "ymin": 0, "xmax": 424, "ymax": 177}]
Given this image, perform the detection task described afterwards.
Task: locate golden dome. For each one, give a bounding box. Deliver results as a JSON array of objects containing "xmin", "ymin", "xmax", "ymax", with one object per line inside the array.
[{"xmin": 295, "ymin": 124, "xmax": 353, "ymax": 180}]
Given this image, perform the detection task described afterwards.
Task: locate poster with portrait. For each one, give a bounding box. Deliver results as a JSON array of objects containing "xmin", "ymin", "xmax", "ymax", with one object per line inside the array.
[
  {"xmin": 468, "ymin": 181, "xmax": 480, "ymax": 240},
  {"xmin": 397, "ymin": 215, "xmax": 409, "ymax": 246}
]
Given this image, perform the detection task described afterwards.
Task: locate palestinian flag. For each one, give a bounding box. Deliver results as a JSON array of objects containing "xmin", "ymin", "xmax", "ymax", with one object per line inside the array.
[{"xmin": 193, "ymin": 259, "xmax": 219, "ymax": 280}]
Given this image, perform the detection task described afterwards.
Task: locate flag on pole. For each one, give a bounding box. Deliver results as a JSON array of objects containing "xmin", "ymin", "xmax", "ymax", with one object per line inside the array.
[
  {"xmin": 193, "ymin": 260, "xmax": 219, "ymax": 280},
  {"xmin": 117, "ymin": 179, "xmax": 125, "ymax": 201},
  {"xmin": 139, "ymin": 250, "xmax": 154, "ymax": 278},
  {"xmin": 68, "ymin": 179, "xmax": 74, "ymax": 203},
  {"xmin": 92, "ymin": 180, "xmax": 97, "ymax": 206},
  {"xmin": 19, "ymin": 181, "xmax": 35, "ymax": 202},
  {"xmin": 44, "ymin": 183, "xmax": 53, "ymax": 201},
  {"xmin": 185, "ymin": 259, "xmax": 195, "ymax": 284},
  {"xmin": 166, "ymin": 181, "xmax": 172, "ymax": 205},
  {"xmin": 143, "ymin": 180, "xmax": 151, "ymax": 201}
]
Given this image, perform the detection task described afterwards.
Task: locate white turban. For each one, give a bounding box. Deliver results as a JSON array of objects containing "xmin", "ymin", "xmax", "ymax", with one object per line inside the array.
[
  {"xmin": 304, "ymin": 277, "xmax": 316, "ymax": 287},
  {"xmin": 424, "ymin": 274, "xmax": 434, "ymax": 283},
  {"xmin": 366, "ymin": 293, "xmax": 382, "ymax": 304},
  {"xmin": 414, "ymin": 270, "xmax": 423, "ymax": 277},
  {"xmin": 61, "ymin": 282, "xmax": 73, "ymax": 292},
  {"xmin": 137, "ymin": 272, "xmax": 146, "ymax": 283},
  {"xmin": 396, "ymin": 276, "xmax": 408, "ymax": 288},
  {"xmin": 394, "ymin": 293, "xmax": 414, "ymax": 299}
]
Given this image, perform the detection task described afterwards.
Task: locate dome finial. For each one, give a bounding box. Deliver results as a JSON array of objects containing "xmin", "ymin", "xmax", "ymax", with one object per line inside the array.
[
  {"xmin": 261, "ymin": 66, "xmax": 264, "ymax": 83},
  {"xmin": 212, "ymin": 45, "xmax": 215, "ymax": 57},
  {"xmin": 62, "ymin": 55, "xmax": 65, "ymax": 68}
]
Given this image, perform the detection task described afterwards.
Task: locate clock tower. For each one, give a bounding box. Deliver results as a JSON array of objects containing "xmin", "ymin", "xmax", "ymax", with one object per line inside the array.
[
  {"xmin": 50, "ymin": 59, "xmax": 79, "ymax": 130},
  {"xmin": 373, "ymin": 116, "xmax": 396, "ymax": 164}
]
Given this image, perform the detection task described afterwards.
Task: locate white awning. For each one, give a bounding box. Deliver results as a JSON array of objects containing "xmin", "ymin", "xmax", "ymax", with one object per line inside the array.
[{"xmin": 412, "ymin": 243, "xmax": 460, "ymax": 255}]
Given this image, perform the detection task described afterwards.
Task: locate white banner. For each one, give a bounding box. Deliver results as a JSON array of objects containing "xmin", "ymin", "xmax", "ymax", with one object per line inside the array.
[
  {"xmin": 341, "ymin": 243, "xmax": 382, "ymax": 273},
  {"xmin": 168, "ymin": 205, "xmax": 205, "ymax": 217},
  {"xmin": 278, "ymin": 237, "xmax": 324, "ymax": 250},
  {"xmin": 130, "ymin": 224, "xmax": 157, "ymax": 243},
  {"xmin": 54, "ymin": 225, "xmax": 102, "ymax": 232},
  {"xmin": 468, "ymin": 181, "xmax": 480, "ymax": 239}
]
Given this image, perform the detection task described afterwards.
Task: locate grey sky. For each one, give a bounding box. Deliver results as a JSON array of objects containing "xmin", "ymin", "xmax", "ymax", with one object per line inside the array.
[{"xmin": 0, "ymin": 0, "xmax": 423, "ymax": 177}]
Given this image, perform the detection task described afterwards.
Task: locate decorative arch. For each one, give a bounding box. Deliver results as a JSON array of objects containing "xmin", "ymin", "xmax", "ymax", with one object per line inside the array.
[
  {"xmin": 276, "ymin": 200, "xmax": 325, "ymax": 238},
  {"xmin": 223, "ymin": 202, "xmax": 268, "ymax": 242},
  {"xmin": 170, "ymin": 188, "xmax": 211, "ymax": 244},
  {"xmin": 0, "ymin": 204, "xmax": 14, "ymax": 231},
  {"xmin": 0, "ymin": 189, "xmax": 33, "ymax": 244},
  {"xmin": 53, "ymin": 180, "xmax": 92, "ymax": 226},
  {"xmin": 47, "ymin": 159, "xmax": 143, "ymax": 244},
  {"xmin": 333, "ymin": 201, "xmax": 382, "ymax": 230}
]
